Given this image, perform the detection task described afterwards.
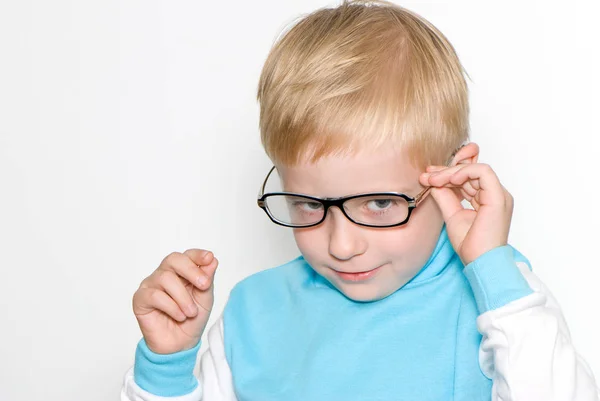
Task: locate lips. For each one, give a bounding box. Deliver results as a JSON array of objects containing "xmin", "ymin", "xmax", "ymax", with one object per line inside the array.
[{"xmin": 333, "ymin": 265, "xmax": 382, "ymax": 282}]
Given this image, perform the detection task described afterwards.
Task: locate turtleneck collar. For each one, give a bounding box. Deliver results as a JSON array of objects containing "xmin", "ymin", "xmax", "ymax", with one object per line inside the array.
[{"xmin": 403, "ymin": 224, "xmax": 458, "ymax": 288}]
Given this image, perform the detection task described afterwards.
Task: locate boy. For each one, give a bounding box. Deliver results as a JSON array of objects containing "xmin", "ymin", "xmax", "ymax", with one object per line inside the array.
[{"xmin": 121, "ymin": 1, "xmax": 600, "ymax": 400}]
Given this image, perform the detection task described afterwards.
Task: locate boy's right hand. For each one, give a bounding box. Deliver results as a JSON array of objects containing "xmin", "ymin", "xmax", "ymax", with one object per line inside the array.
[{"xmin": 132, "ymin": 249, "xmax": 218, "ymax": 354}]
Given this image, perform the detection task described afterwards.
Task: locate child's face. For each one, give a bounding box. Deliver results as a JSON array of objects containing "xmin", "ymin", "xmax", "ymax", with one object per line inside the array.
[{"xmin": 277, "ymin": 144, "xmax": 445, "ymax": 302}]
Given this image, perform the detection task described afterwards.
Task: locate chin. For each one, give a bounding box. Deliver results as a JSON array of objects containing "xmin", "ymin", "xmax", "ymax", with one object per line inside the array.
[{"xmin": 332, "ymin": 280, "xmax": 395, "ymax": 303}]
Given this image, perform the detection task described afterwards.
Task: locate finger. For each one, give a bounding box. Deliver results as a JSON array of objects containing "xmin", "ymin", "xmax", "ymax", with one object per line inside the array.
[
  {"xmin": 423, "ymin": 163, "xmax": 468, "ymax": 180},
  {"xmin": 436, "ymin": 182, "xmax": 476, "ymax": 191},
  {"xmin": 199, "ymin": 257, "xmax": 219, "ymax": 287},
  {"xmin": 184, "ymin": 249, "xmax": 216, "ymax": 288},
  {"xmin": 420, "ymin": 165, "xmax": 462, "ymax": 189},
  {"xmin": 461, "ymin": 180, "xmax": 478, "ymax": 197},
  {"xmin": 459, "ymin": 187, "xmax": 473, "ymax": 202},
  {"xmin": 157, "ymin": 270, "xmax": 198, "ymax": 317},
  {"xmin": 425, "ymin": 164, "xmax": 494, "ymax": 199},
  {"xmin": 447, "ymin": 174, "xmax": 481, "ymax": 192},
  {"xmin": 445, "ymin": 164, "xmax": 503, "ymax": 205},
  {"xmin": 161, "ymin": 252, "xmax": 211, "ymax": 290},
  {"xmin": 134, "ymin": 287, "xmax": 187, "ymax": 322},
  {"xmin": 188, "ymin": 257, "xmax": 218, "ymax": 311},
  {"xmin": 443, "ymin": 181, "xmax": 478, "ymax": 198},
  {"xmin": 183, "ymin": 249, "xmax": 214, "ymax": 267},
  {"xmin": 426, "ymin": 165, "xmax": 447, "ymax": 172}
]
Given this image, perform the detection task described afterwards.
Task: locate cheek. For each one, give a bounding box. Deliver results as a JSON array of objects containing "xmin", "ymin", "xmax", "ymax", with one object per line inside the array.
[
  {"xmin": 292, "ymin": 228, "xmax": 323, "ymax": 258},
  {"xmin": 373, "ymin": 227, "xmax": 421, "ymax": 259},
  {"xmin": 374, "ymin": 218, "xmax": 443, "ymax": 267}
]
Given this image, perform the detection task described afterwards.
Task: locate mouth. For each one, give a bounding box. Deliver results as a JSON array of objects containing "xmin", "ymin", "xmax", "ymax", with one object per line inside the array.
[{"xmin": 332, "ymin": 264, "xmax": 383, "ymax": 282}]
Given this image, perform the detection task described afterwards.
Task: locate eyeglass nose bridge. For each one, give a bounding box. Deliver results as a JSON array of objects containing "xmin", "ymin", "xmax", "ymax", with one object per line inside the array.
[{"xmin": 317, "ymin": 197, "xmax": 354, "ymax": 225}]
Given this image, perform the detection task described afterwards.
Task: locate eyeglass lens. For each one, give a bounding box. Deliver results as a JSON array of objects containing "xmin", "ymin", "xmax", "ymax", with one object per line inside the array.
[{"xmin": 264, "ymin": 194, "xmax": 410, "ymax": 227}]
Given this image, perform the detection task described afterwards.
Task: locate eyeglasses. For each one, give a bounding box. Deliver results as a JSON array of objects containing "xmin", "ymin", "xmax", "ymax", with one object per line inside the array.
[
  {"xmin": 256, "ymin": 144, "xmax": 466, "ymax": 228},
  {"xmin": 256, "ymin": 166, "xmax": 432, "ymax": 228}
]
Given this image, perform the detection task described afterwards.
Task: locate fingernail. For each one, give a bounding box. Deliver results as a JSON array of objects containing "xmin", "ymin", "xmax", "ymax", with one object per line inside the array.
[{"xmin": 197, "ymin": 275, "xmax": 207, "ymax": 287}]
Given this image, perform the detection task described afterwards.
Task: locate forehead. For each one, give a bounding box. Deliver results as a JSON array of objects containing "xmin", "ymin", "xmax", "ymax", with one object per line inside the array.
[{"xmin": 276, "ymin": 146, "xmax": 422, "ymax": 197}]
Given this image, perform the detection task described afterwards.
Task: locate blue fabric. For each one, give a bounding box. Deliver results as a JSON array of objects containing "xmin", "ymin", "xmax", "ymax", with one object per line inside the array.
[
  {"xmin": 133, "ymin": 338, "xmax": 200, "ymax": 397},
  {"xmin": 463, "ymin": 245, "xmax": 533, "ymax": 313},
  {"xmin": 132, "ymin": 225, "xmax": 534, "ymax": 399},
  {"xmin": 222, "ymin": 225, "xmax": 533, "ymax": 400}
]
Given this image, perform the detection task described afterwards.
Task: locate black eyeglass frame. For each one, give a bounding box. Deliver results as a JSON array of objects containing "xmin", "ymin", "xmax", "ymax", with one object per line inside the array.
[
  {"xmin": 256, "ymin": 166, "xmax": 432, "ymax": 228},
  {"xmin": 256, "ymin": 143, "xmax": 466, "ymax": 228}
]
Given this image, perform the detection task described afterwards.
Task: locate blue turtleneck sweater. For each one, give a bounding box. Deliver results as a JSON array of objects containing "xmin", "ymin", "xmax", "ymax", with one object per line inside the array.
[{"xmin": 135, "ymin": 225, "xmax": 533, "ymax": 400}]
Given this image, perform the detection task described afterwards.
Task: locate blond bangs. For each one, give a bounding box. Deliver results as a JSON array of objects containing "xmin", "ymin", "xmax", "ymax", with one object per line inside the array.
[{"xmin": 257, "ymin": 0, "xmax": 470, "ymax": 170}]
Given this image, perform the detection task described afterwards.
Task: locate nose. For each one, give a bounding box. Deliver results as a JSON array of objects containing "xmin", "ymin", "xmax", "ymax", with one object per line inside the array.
[{"xmin": 326, "ymin": 206, "xmax": 367, "ymax": 261}]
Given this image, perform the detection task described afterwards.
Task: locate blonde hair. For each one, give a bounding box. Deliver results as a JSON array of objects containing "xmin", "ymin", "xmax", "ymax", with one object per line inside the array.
[{"xmin": 256, "ymin": 0, "xmax": 471, "ymax": 170}]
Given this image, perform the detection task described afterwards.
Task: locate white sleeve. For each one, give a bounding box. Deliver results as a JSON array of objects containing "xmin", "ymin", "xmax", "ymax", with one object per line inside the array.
[
  {"xmin": 198, "ymin": 315, "xmax": 238, "ymax": 400},
  {"xmin": 478, "ymin": 261, "xmax": 600, "ymax": 401},
  {"xmin": 120, "ymin": 315, "xmax": 237, "ymax": 401}
]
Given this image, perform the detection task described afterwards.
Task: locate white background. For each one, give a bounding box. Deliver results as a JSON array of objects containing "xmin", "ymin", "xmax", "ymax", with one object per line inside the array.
[{"xmin": 1, "ymin": 1, "xmax": 599, "ymax": 400}]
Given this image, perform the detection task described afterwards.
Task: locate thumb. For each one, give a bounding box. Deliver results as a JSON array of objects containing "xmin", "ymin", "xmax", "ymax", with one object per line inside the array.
[
  {"xmin": 191, "ymin": 257, "xmax": 218, "ymax": 309},
  {"xmin": 202, "ymin": 257, "xmax": 218, "ymax": 284},
  {"xmin": 430, "ymin": 187, "xmax": 464, "ymax": 223}
]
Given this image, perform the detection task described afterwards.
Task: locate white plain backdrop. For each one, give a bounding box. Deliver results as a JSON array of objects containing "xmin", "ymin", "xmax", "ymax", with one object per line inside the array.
[{"xmin": 1, "ymin": 1, "xmax": 599, "ymax": 400}]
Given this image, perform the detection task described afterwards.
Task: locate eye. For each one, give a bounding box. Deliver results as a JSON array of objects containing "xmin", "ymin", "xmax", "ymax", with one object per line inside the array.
[
  {"xmin": 294, "ymin": 201, "xmax": 323, "ymax": 212},
  {"xmin": 304, "ymin": 202, "xmax": 323, "ymax": 210},
  {"xmin": 366, "ymin": 199, "xmax": 394, "ymax": 211}
]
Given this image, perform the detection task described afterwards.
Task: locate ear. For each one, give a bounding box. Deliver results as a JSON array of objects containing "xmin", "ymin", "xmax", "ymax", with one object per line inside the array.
[{"xmin": 449, "ymin": 142, "xmax": 479, "ymax": 167}]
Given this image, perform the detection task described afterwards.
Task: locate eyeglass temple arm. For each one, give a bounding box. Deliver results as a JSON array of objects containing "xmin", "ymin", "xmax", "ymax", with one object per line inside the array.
[
  {"xmin": 414, "ymin": 186, "xmax": 432, "ymax": 207},
  {"xmin": 258, "ymin": 165, "xmax": 277, "ymax": 198}
]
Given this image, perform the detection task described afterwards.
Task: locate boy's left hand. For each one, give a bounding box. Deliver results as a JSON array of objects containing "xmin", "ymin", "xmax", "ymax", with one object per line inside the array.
[{"xmin": 419, "ymin": 163, "xmax": 514, "ymax": 266}]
